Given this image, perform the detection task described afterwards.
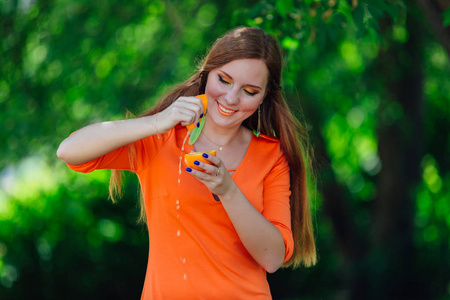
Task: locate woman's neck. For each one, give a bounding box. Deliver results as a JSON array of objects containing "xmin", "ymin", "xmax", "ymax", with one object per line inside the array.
[{"xmin": 200, "ymin": 115, "xmax": 243, "ymax": 147}]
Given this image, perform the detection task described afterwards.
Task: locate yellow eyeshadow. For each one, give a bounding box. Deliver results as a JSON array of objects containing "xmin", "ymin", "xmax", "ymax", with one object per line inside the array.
[
  {"xmin": 245, "ymin": 87, "xmax": 258, "ymax": 94},
  {"xmin": 219, "ymin": 73, "xmax": 232, "ymax": 83}
]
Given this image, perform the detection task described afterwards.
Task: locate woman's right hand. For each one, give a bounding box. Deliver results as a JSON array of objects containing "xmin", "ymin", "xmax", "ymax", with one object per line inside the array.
[
  {"xmin": 154, "ymin": 96, "xmax": 205, "ymax": 134},
  {"xmin": 57, "ymin": 96, "xmax": 205, "ymax": 165}
]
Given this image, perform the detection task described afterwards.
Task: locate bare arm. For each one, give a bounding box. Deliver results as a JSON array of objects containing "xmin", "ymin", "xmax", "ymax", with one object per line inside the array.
[
  {"xmin": 57, "ymin": 96, "xmax": 205, "ymax": 165},
  {"xmin": 188, "ymin": 156, "xmax": 287, "ymax": 273},
  {"xmin": 57, "ymin": 116, "xmax": 157, "ymax": 165},
  {"xmin": 219, "ymin": 185, "xmax": 286, "ymax": 273}
]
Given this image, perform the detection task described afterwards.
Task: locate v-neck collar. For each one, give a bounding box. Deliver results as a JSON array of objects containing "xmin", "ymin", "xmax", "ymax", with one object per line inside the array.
[{"xmin": 182, "ymin": 128, "xmax": 256, "ymax": 177}]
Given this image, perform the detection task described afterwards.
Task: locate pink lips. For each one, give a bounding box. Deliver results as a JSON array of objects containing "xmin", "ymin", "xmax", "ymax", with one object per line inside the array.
[{"xmin": 216, "ymin": 101, "xmax": 238, "ymax": 116}]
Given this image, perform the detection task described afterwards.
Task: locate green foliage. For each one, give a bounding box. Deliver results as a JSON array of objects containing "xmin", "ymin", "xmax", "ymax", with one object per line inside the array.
[
  {"xmin": 1, "ymin": 0, "xmax": 450, "ymax": 299},
  {"xmin": 443, "ymin": 7, "xmax": 450, "ymax": 27}
]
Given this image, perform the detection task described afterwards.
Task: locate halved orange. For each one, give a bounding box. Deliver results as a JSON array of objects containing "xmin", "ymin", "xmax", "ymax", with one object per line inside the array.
[
  {"xmin": 186, "ymin": 94, "xmax": 208, "ymax": 132},
  {"xmin": 184, "ymin": 150, "xmax": 216, "ymax": 171}
]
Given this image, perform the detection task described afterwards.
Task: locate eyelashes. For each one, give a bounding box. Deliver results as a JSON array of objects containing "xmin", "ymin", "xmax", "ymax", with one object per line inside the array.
[
  {"xmin": 218, "ymin": 75, "xmax": 231, "ymax": 85},
  {"xmin": 218, "ymin": 74, "xmax": 259, "ymax": 96},
  {"xmin": 244, "ymin": 90, "xmax": 258, "ymax": 96}
]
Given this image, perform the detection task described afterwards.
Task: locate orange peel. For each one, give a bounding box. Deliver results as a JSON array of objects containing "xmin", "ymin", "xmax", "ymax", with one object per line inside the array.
[
  {"xmin": 186, "ymin": 94, "xmax": 208, "ymax": 132},
  {"xmin": 184, "ymin": 150, "xmax": 216, "ymax": 171}
]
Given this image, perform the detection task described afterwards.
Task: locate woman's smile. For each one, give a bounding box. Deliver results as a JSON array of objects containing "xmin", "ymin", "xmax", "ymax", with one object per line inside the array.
[{"xmin": 216, "ymin": 101, "xmax": 238, "ymax": 116}]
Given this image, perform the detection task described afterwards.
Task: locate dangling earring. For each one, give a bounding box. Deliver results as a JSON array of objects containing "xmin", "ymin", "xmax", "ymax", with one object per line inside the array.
[{"xmin": 253, "ymin": 105, "xmax": 261, "ymax": 137}]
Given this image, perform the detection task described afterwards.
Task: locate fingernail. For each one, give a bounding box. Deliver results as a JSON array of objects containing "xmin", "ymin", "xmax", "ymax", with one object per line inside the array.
[
  {"xmin": 196, "ymin": 122, "xmax": 200, "ymax": 127},
  {"xmin": 186, "ymin": 167, "xmax": 192, "ymax": 172},
  {"xmin": 200, "ymin": 113, "xmax": 203, "ymax": 118},
  {"xmin": 202, "ymin": 153, "xmax": 208, "ymax": 158},
  {"xmin": 194, "ymin": 160, "xmax": 200, "ymax": 165}
]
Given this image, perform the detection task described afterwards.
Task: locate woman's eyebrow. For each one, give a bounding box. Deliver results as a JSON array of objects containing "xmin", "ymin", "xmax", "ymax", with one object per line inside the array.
[{"xmin": 218, "ymin": 70, "xmax": 262, "ymax": 90}]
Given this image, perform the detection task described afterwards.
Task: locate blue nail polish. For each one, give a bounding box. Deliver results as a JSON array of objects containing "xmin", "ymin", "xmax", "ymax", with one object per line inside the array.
[
  {"xmin": 196, "ymin": 122, "xmax": 200, "ymax": 127},
  {"xmin": 202, "ymin": 153, "xmax": 208, "ymax": 158},
  {"xmin": 194, "ymin": 160, "xmax": 200, "ymax": 165},
  {"xmin": 186, "ymin": 167, "xmax": 192, "ymax": 172},
  {"xmin": 200, "ymin": 113, "xmax": 203, "ymax": 118}
]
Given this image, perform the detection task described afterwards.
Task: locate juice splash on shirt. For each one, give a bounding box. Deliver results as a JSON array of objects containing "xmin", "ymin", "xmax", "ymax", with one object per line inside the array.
[
  {"xmin": 178, "ymin": 130, "xmax": 191, "ymax": 185},
  {"xmin": 177, "ymin": 131, "xmax": 191, "ymax": 281},
  {"xmin": 178, "ymin": 94, "xmax": 207, "ymax": 185}
]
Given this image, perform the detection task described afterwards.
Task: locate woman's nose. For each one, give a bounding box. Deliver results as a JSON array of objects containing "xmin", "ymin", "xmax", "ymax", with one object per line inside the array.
[{"xmin": 224, "ymin": 88, "xmax": 239, "ymax": 105}]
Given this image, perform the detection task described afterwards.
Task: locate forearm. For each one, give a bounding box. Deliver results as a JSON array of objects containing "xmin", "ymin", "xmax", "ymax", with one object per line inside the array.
[
  {"xmin": 57, "ymin": 115, "xmax": 158, "ymax": 165},
  {"xmin": 220, "ymin": 185, "xmax": 286, "ymax": 273}
]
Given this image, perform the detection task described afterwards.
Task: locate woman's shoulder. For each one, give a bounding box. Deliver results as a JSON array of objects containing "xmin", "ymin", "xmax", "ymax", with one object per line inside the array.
[
  {"xmin": 252, "ymin": 132, "xmax": 281, "ymax": 149},
  {"xmin": 256, "ymin": 133, "xmax": 279, "ymax": 143},
  {"xmin": 246, "ymin": 131, "xmax": 287, "ymax": 174},
  {"xmin": 248, "ymin": 131, "xmax": 283, "ymax": 160},
  {"xmin": 242, "ymin": 126, "xmax": 279, "ymax": 144}
]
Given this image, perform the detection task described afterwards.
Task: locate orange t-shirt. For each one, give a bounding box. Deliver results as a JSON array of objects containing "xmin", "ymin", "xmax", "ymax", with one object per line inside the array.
[{"xmin": 67, "ymin": 125, "xmax": 293, "ymax": 299}]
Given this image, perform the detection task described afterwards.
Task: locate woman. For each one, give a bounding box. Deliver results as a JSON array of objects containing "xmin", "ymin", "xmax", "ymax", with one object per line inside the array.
[{"xmin": 57, "ymin": 27, "xmax": 316, "ymax": 299}]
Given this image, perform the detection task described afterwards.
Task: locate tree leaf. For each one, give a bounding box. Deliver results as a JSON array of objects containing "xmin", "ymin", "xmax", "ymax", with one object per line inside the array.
[
  {"xmin": 275, "ymin": 0, "xmax": 294, "ymax": 18},
  {"xmin": 443, "ymin": 7, "xmax": 450, "ymax": 27}
]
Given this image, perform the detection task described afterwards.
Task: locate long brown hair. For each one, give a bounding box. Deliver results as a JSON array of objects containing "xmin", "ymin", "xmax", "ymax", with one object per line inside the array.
[{"xmin": 110, "ymin": 27, "xmax": 317, "ymax": 268}]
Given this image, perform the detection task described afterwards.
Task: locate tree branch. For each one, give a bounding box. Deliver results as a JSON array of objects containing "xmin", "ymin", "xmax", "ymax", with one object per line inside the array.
[{"xmin": 417, "ymin": 0, "xmax": 450, "ymax": 56}]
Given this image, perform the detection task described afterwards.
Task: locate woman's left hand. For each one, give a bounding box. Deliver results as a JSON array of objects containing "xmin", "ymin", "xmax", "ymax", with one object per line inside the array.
[
  {"xmin": 186, "ymin": 153, "xmax": 234, "ymax": 197},
  {"xmin": 186, "ymin": 151, "xmax": 286, "ymax": 272}
]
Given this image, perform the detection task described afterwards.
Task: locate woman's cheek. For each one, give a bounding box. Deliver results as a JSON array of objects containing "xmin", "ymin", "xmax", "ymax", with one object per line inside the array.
[{"xmin": 206, "ymin": 84, "xmax": 225, "ymax": 100}]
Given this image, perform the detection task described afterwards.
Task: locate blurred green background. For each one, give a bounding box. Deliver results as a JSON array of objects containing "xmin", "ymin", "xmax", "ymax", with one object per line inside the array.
[{"xmin": 1, "ymin": 0, "xmax": 449, "ymax": 299}]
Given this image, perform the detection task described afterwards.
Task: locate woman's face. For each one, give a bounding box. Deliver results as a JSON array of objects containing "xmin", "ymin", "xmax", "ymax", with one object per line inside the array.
[{"xmin": 205, "ymin": 58, "xmax": 268, "ymax": 130}]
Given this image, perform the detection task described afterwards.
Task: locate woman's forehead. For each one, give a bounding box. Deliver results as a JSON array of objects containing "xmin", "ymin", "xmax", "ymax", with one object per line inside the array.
[{"xmin": 214, "ymin": 59, "xmax": 268, "ymax": 87}]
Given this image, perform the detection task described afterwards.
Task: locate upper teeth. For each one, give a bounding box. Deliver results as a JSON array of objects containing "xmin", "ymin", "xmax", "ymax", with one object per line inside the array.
[{"xmin": 219, "ymin": 103, "xmax": 235, "ymax": 113}]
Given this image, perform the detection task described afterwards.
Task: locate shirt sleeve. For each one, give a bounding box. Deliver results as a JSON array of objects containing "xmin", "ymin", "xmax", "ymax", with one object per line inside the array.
[
  {"xmin": 66, "ymin": 129, "xmax": 172, "ymax": 173},
  {"xmin": 262, "ymin": 148, "xmax": 294, "ymax": 262}
]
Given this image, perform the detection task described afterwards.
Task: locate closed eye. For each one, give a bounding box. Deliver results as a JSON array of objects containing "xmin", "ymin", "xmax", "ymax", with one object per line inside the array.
[
  {"xmin": 218, "ymin": 75, "xmax": 231, "ymax": 85},
  {"xmin": 244, "ymin": 89, "xmax": 258, "ymax": 96}
]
